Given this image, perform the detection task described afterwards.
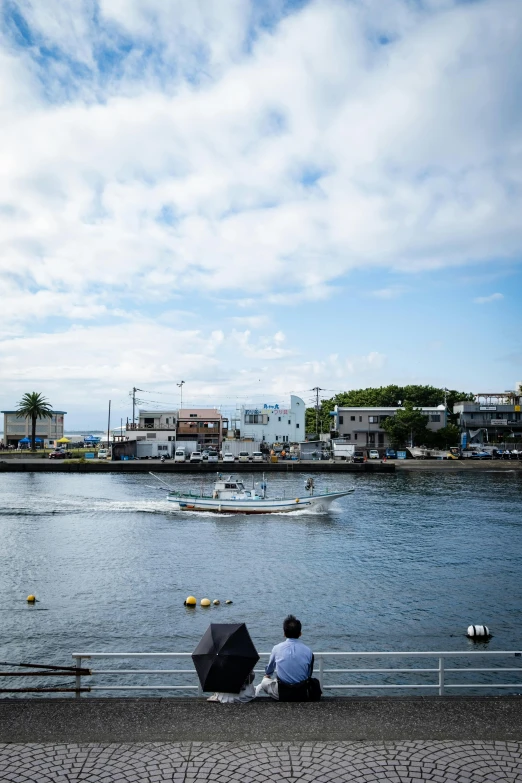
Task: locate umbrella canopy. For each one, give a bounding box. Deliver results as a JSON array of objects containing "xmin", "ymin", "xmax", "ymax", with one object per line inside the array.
[
  {"xmin": 192, "ymin": 623, "xmax": 259, "ymax": 694},
  {"xmin": 56, "ymin": 437, "xmax": 70, "ymax": 444}
]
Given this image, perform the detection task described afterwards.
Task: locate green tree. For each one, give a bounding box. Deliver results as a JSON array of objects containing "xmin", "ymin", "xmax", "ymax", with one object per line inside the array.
[
  {"xmin": 15, "ymin": 392, "xmax": 54, "ymax": 451},
  {"xmin": 380, "ymin": 401, "xmax": 430, "ymax": 447},
  {"xmin": 305, "ymin": 385, "xmax": 474, "ymax": 436},
  {"xmin": 424, "ymin": 424, "xmax": 461, "ymax": 449}
]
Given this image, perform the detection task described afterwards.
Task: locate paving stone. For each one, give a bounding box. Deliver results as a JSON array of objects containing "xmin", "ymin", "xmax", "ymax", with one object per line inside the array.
[{"xmin": 0, "ymin": 740, "xmax": 521, "ymax": 781}]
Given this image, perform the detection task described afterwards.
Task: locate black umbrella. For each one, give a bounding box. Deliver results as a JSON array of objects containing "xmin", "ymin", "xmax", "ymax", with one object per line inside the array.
[{"xmin": 192, "ymin": 623, "xmax": 259, "ymax": 693}]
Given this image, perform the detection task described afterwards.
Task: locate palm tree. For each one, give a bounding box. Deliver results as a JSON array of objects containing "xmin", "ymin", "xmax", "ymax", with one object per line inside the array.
[{"xmin": 15, "ymin": 392, "xmax": 54, "ymax": 451}]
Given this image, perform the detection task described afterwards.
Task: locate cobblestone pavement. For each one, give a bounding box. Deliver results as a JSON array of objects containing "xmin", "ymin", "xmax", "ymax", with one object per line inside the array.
[{"xmin": 0, "ymin": 741, "xmax": 521, "ymax": 782}]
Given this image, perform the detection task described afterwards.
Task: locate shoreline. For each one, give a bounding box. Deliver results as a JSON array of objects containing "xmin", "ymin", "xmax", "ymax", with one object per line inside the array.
[{"xmin": 0, "ymin": 458, "xmax": 521, "ymax": 473}]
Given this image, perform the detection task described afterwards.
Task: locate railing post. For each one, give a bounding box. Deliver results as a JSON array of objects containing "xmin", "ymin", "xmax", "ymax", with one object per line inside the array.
[
  {"xmin": 438, "ymin": 656, "xmax": 445, "ymax": 696},
  {"xmin": 75, "ymin": 656, "xmax": 82, "ymax": 699},
  {"xmin": 318, "ymin": 656, "xmax": 324, "ymax": 690}
]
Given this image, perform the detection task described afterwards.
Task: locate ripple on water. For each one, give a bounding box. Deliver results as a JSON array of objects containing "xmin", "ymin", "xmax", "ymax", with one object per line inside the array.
[{"xmin": 0, "ymin": 470, "xmax": 520, "ymax": 673}]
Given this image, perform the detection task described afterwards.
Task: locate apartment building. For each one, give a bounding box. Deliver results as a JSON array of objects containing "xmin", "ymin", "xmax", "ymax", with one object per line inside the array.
[{"xmin": 331, "ymin": 404, "xmax": 446, "ymax": 451}]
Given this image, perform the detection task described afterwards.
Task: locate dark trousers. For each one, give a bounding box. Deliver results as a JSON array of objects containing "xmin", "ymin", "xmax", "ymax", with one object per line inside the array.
[{"xmin": 277, "ymin": 678, "xmax": 310, "ymax": 702}]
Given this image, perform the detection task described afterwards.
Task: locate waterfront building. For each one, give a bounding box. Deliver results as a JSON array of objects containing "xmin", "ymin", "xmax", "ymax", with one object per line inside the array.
[
  {"xmin": 125, "ymin": 407, "xmax": 228, "ymax": 449},
  {"xmin": 1, "ymin": 409, "xmax": 67, "ymax": 448},
  {"xmin": 176, "ymin": 409, "xmax": 228, "ymax": 449},
  {"xmin": 331, "ymin": 404, "xmax": 446, "ymax": 452},
  {"xmin": 239, "ymin": 396, "xmax": 305, "ymax": 445},
  {"xmin": 126, "ymin": 409, "xmax": 178, "ymax": 443},
  {"xmin": 454, "ymin": 388, "xmax": 522, "ymax": 448}
]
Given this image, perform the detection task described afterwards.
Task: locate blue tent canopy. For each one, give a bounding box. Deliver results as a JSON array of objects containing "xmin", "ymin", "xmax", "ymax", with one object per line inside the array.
[{"xmin": 19, "ymin": 437, "xmax": 42, "ymax": 443}]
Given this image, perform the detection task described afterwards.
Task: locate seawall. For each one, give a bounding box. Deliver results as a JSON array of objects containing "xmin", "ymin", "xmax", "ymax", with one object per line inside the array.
[{"xmin": 0, "ymin": 459, "xmax": 394, "ymax": 474}]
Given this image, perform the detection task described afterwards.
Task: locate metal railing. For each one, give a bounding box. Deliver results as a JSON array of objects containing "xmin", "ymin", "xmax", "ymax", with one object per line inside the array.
[{"xmin": 66, "ymin": 650, "xmax": 522, "ymax": 699}]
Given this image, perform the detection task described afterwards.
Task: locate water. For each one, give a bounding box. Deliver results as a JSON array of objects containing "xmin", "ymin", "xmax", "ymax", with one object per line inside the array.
[{"xmin": 1, "ymin": 470, "xmax": 521, "ymax": 693}]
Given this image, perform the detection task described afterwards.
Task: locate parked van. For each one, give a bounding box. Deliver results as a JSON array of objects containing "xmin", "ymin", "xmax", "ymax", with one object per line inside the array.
[
  {"xmin": 238, "ymin": 451, "xmax": 250, "ymax": 462},
  {"xmin": 352, "ymin": 450, "xmax": 365, "ymax": 464},
  {"xmin": 97, "ymin": 448, "xmax": 110, "ymax": 459},
  {"xmin": 368, "ymin": 449, "xmax": 380, "ymax": 460},
  {"xmin": 251, "ymin": 452, "xmax": 264, "ymax": 462},
  {"xmin": 189, "ymin": 451, "xmax": 202, "ymax": 463},
  {"xmin": 174, "ymin": 449, "xmax": 187, "ymax": 463}
]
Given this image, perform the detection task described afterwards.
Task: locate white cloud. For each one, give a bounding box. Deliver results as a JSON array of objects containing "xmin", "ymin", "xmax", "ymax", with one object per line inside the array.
[
  {"xmin": 0, "ymin": 0, "xmax": 521, "ymax": 416},
  {"xmin": 1, "ymin": 0, "xmax": 521, "ymax": 309},
  {"xmin": 473, "ymin": 293, "xmax": 504, "ymax": 304},
  {"xmin": 228, "ymin": 315, "xmax": 269, "ymax": 329},
  {"xmin": 370, "ymin": 286, "xmax": 408, "ymax": 300}
]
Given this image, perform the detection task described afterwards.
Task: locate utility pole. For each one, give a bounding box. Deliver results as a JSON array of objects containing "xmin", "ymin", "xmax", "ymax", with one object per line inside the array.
[
  {"xmin": 177, "ymin": 380, "xmax": 185, "ymax": 409},
  {"xmin": 107, "ymin": 400, "xmax": 111, "ymax": 449},
  {"xmin": 312, "ymin": 387, "xmax": 324, "ymax": 437},
  {"xmin": 131, "ymin": 387, "xmax": 145, "ymax": 428}
]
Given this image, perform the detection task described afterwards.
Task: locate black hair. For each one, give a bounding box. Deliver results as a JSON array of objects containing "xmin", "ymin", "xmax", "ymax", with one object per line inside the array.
[{"xmin": 283, "ymin": 614, "xmax": 301, "ymax": 639}]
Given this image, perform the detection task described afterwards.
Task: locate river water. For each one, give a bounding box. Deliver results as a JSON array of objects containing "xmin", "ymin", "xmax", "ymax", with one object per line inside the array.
[{"xmin": 1, "ymin": 470, "xmax": 521, "ymax": 693}]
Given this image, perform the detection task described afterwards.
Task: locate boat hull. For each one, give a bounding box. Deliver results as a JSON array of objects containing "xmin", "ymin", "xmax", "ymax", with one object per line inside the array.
[{"xmin": 167, "ymin": 490, "xmax": 353, "ymax": 514}]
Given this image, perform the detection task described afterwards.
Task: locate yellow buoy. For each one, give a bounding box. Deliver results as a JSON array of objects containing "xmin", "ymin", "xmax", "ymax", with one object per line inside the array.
[
  {"xmin": 213, "ymin": 599, "xmax": 220, "ymax": 605},
  {"xmin": 225, "ymin": 599, "xmax": 233, "ymax": 604},
  {"xmin": 201, "ymin": 598, "xmax": 211, "ymax": 607},
  {"xmin": 27, "ymin": 595, "xmax": 36, "ymax": 603},
  {"xmin": 184, "ymin": 595, "xmax": 197, "ymax": 607}
]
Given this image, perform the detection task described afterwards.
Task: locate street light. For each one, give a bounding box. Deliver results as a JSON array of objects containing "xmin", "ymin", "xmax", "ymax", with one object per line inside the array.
[{"xmin": 177, "ymin": 381, "xmax": 185, "ymax": 409}]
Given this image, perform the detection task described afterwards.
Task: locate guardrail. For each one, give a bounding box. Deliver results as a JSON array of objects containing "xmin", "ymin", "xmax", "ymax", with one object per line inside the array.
[{"xmin": 66, "ymin": 651, "xmax": 522, "ymax": 699}]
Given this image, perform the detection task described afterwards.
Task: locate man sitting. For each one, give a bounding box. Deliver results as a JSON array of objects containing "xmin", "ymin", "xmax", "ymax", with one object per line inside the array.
[{"xmin": 255, "ymin": 614, "xmax": 314, "ymax": 701}]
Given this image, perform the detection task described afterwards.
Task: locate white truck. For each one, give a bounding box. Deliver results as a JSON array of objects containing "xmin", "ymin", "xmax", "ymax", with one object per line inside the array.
[{"xmin": 332, "ymin": 443, "xmax": 355, "ymax": 461}]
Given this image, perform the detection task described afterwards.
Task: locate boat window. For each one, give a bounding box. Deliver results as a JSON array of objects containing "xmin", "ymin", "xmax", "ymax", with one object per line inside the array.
[{"xmin": 225, "ymin": 483, "xmax": 237, "ymax": 489}]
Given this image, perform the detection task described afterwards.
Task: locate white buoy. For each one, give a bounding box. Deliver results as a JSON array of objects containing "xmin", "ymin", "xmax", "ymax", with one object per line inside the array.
[{"xmin": 467, "ymin": 624, "xmax": 490, "ymax": 638}]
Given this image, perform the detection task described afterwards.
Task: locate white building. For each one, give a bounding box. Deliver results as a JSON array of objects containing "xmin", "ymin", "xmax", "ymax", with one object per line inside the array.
[{"xmin": 239, "ymin": 396, "xmax": 305, "ymax": 445}]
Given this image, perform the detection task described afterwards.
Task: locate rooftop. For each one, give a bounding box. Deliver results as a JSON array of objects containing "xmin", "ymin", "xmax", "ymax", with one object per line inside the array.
[{"xmin": 2, "ymin": 410, "xmax": 67, "ymax": 414}]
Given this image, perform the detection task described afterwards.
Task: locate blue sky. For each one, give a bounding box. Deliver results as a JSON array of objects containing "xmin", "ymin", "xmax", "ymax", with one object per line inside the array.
[{"xmin": 0, "ymin": 0, "xmax": 521, "ymax": 429}]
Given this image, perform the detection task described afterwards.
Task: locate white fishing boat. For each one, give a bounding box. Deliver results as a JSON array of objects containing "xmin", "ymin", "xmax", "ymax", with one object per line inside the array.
[
  {"xmin": 150, "ymin": 473, "xmax": 354, "ymax": 514},
  {"xmin": 406, "ymin": 446, "xmax": 430, "ymax": 459}
]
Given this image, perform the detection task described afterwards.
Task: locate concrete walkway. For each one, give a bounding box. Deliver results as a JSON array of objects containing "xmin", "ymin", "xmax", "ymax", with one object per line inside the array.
[
  {"xmin": 1, "ymin": 739, "xmax": 521, "ymax": 782},
  {"xmin": 1, "ymin": 698, "xmax": 522, "ymax": 781}
]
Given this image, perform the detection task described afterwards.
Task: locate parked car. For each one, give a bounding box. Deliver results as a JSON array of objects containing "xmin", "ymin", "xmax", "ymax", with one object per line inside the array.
[
  {"xmin": 207, "ymin": 451, "xmax": 219, "ymax": 463},
  {"xmin": 352, "ymin": 450, "xmax": 365, "ymax": 464},
  {"xmin": 238, "ymin": 451, "xmax": 250, "ymax": 462},
  {"xmin": 385, "ymin": 448, "xmax": 397, "ymax": 460},
  {"xmin": 189, "ymin": 451, "xmax": 202, "ymax": 463},
  {"xmin": 97, "ymin": 449, "xmax": 110, "ymax": 459},
  {"xmin": 368, "ymin": 450, "xmax": 380, "ymax": 460},
  {"xmin": 251, "ymin": 452, "xmax": 264, "ymax": 462},
  {"xmin": 222, "ymin": 453, "xmax": 235, "ymax": 463},
  {"xmin": 49, "ymin": 450, "xmax": 66, "ymax": 459},
  {"xmin": 174, "ymin": 449, "xmax": 187, "ymax": 462}
]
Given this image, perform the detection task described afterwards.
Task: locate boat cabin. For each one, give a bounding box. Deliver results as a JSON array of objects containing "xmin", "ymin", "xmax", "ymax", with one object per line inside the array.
[{"xmin": 212, "ymin": 476, "xmax": 261, "ymax": 500}]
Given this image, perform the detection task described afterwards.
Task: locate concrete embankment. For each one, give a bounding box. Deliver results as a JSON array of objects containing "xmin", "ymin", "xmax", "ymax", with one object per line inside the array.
[
  {"xmin": 1, "ymin": 697, "xmax": 522, "ymax": 742},
  {"xmin": 1, "ymin": 458, "xmax": 520, "ymax": 473},
  {"xmin": 0, "ymin": 459, "xmax": 394, "ymax": 474},
  {"xmin": 396, "ymin": 460, "xmax": 522, "ymax": 471}
]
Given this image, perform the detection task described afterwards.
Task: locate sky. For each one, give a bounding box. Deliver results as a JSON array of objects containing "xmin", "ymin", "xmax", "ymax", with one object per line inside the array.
[{"xmin": 0, "ymin": 0, "xmax": 521, "ymax": 429}]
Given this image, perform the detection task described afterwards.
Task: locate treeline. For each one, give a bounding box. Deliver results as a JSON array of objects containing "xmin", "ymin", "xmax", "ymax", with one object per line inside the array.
[{"xmin": 305, "ymin": 384, "xmax": 474, "ymax": 442}]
